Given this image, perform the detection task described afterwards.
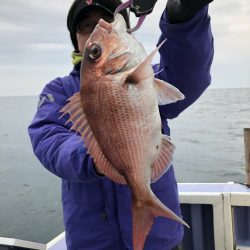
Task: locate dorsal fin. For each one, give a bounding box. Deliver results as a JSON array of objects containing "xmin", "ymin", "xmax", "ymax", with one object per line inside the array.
[
  {"xmin": 127, "ymin": 39, "xmax": 167, "ymax": 83},
  {"xmin": 60, "ymin": 92, "xmax": 127, "ymax": 184},
  {"xmin": 154, "ymin": 78, "xmax": 185, "ymax": 105}
]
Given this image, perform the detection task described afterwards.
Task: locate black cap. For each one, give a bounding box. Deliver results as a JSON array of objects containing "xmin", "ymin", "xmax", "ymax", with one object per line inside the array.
[
  {"xmin": 67, "ymin": 0, "xmax": 130, "ymax": 52},
  {"xmin": 67, "ymin": 0, "xmax": 115, "ymax": 32}
]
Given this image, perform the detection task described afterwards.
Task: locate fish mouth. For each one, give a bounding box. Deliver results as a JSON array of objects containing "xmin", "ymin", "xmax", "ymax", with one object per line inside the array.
[
  {"xmin": 87, "ymin": 14, "xmax": 143, "ymax": 74},
  {"xmin": 94, "ymin": 15, "xmax": 134, "ymax": 70},
  {"xmin": 97, "ymin": 13, "xmax": 127, "ymax": 34},
  {"xmin": 98, "ymin": 18, "xmax": 113, "ymax": 33}
]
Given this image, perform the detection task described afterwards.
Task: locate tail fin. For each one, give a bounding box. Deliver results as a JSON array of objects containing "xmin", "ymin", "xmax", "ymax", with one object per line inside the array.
[{"xmin": 131, "ymin": 193, "xmax": 189, "ymax": 250}]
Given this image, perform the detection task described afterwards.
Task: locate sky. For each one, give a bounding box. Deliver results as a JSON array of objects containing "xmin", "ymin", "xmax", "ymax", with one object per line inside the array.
[{"xmin": 0, "ymin": 0, "xmax": 249, "ymax": 96}]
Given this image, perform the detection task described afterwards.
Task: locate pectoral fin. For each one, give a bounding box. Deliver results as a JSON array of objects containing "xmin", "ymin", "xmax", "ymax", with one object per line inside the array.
[{"xmin": 154, "ymin": 78, "xmax": 185, "ymax": 105}]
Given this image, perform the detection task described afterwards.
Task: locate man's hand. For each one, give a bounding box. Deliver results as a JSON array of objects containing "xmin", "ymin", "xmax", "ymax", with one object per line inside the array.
[
  {"xmin": 167, "ymin": 0, "xmax": 213, "ymax": 23},
  {"xmin": 130, "ymin": 0, "xmax": 158, "ymax": 17}
]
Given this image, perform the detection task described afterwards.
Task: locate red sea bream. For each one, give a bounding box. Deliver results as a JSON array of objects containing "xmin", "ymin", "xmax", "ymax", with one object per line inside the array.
[{"xmin": 60, "ymin": 13, "xmax": 188, "ymax": 250}]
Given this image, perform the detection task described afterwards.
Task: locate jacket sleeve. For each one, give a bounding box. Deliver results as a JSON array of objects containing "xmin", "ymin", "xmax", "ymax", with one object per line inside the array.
[
  {"xmin": 28, "ymin": 77, "xmax": 103, "ymax": 182},
  {"xmin": 155, "ymin": 6, "xmax": 214, "ymax": 119}
]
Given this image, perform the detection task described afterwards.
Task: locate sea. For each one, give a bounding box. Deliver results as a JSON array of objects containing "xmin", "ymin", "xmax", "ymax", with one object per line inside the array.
[{"xmin": 0, "ymin": 88, "xmax": 249, "ymax": 243}]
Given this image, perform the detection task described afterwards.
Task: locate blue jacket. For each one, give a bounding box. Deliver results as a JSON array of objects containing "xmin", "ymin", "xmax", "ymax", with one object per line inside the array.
[{"xmin": 28, "ymin": 7, "xmax": 213, "ymax": 250}]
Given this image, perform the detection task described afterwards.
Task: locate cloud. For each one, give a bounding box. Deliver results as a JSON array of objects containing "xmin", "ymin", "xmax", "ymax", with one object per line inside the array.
[
  {"xmin": 0, "ymin": 0, "xmax": 73, "ymax": 70},
  {"xmin": 208, "ymin": 1, "xmax": 250, "ymax": 88},
  {"xmin": 0, "ymin": 1, "xmax": 249, "ymax": 96},
  {"xmin": 28, "ymin": 43, "xmax": 71, "ymax": 52},
  {"xmin": 0, "ymin": 1, "xmax": 71, "ymax": 45},
  {"xmin": 210, "ymin": 0, "xmax": 250, "ymax": 46}
]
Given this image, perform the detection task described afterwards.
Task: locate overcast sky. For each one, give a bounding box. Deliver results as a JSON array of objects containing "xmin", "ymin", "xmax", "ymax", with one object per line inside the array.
[{"xmin": 0, "ymin": 0, "xmax": 249, "ymax": 96}]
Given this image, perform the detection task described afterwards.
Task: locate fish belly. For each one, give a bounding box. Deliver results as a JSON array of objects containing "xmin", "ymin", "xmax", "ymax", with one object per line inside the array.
[{"xmin": 81, "ymin": 81, "xmax": 162, "ymax": 176}]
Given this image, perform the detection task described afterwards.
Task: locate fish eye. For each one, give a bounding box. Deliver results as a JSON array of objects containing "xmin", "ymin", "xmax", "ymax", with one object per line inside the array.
[{"xmin": 88, "ymin": 43, "xmax": 102, "ymax": 61}]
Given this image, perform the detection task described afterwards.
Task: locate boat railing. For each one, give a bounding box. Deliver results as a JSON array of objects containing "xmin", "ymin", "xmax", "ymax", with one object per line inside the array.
[{"xmin": 0, "ymin": 182, "xmax": 249, "ymax": 250}]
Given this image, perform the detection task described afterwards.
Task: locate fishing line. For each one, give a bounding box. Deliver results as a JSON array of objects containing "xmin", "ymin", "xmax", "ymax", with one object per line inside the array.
[{"xmin": 154, "ymin": 67, "xmax": 164, "ymax": 76}]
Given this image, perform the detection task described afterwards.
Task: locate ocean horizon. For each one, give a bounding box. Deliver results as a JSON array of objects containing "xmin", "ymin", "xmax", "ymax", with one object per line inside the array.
[{"xmin": 0, "ymin": 87, "xmax": 249, "ymax": 243}]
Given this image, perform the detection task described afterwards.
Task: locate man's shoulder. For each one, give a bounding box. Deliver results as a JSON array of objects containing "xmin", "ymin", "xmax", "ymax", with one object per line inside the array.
[{"xmin": 42, "ymin": 70, "xmax": 80, "ymax": 104}]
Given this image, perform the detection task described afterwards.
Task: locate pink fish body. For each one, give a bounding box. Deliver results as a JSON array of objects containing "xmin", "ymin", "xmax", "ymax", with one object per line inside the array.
[
  {"xmin": 61, "ymin": 14, "xmax": 188, "ymax": 250},
  {"xmin": 86, "ymin": 0, "xmax": 92, "ymax": 5}
]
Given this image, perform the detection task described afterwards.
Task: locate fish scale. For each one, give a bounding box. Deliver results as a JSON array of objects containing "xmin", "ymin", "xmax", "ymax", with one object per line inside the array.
[
  {"xmin": 87, "ymin": 81, "xmax": 157, "ymax": 176},
  {"xmin": 60, "ymin": 14, "xmax": 187, "ymax": 250}
]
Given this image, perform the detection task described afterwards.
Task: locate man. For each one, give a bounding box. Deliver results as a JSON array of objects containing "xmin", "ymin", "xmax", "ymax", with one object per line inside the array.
[{"xmin": 28, "ymin": 0, "xmax": 214, "ymax": 249}]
